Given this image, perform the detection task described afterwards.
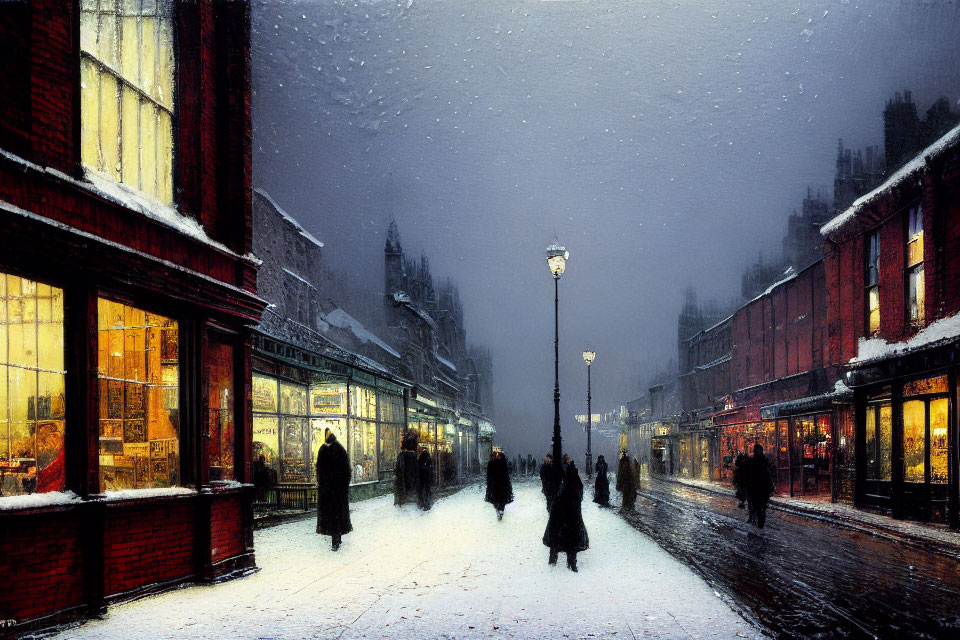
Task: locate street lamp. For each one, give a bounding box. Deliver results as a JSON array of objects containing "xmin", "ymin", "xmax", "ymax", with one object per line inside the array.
[
  {"xmin": 546, "ymin": 242, "xmax": 569, "ymax": 484},
  {"xmin": 582, "ymin": 349, "xmax": 595, "ymax": 479}
]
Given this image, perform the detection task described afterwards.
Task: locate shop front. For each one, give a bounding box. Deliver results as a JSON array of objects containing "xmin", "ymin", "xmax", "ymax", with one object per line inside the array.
[
  {"xmin": 251, "ymin": 334, "xmax": 412, "ymax": 502},
  {"xmin": 846, "ymin": 362, "xmax": 957, "ymax": 525},
  {"xmin": 651, "ymin": 422, "xmax": 678, "ymax": 476}
]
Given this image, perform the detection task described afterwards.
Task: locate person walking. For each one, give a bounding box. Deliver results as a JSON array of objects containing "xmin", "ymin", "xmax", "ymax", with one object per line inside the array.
[
  {"xmin": 315, "ymin": 427, "xmax": 352, "ymax": 551},
  {"xmin": 593, "ymin": 454, "xmax": 610, "ymax": 506},
  {"xmin": 744, "ymin": 443, "xmax": 775, "ymax": 529},
  {"xmin": 543, "ymin": 461, "xmax": 589, "ymax": 571},
  {"xmin": 416, "ymin": 446, "xmax": 434, "ymax": 511},
  {"xmin": 539, "ymin": 453, "xmax": 557, "ymax": 513},
  {"xmin": 732, "ymin": 451, "xmax": 749, "ymax": 512},
  {"xmin": 616, "ymin": 450, "xmax": 637, "ymax": 513},
  {"xmin": 394, "ymin": 431, "xmax": 418, "ymax": 506},
  {"xmin": 485, "ymin": 450, "xmax": 514, "ymax": 520}
]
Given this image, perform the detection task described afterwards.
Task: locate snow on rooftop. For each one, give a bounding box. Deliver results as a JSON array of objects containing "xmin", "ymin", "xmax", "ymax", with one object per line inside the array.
[
  {"xmin": 254, "ymin": 188, "xmax": 324, "ymax": 248},
  {"xmin": 851, "ymin": 312, "xmax": 960, "ymax": 365},
  {"xmin": 323, "ymin": 308, "xmax": 401, "ymax": 358},
  {"xmin": 282, "ymin": 267, "xmax": 316, "ymax": 289},
  {"xmin": 435, "ymin": 351, "xmax": 457, "ymax": 372},
  {"xmin": 821, "ymin": 122, "xmax": 960, "ymax": 238},
  {"xmin": 0, "ymin": 490, "xmax": 80, "ymax": 511}
]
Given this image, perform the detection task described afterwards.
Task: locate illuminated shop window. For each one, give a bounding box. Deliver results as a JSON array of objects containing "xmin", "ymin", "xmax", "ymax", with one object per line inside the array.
[
  {"xmin": 80, "ymin": 0, "xmax": 175, "ymax": 204},
  {"xmin": 97, "ymin": 299, "xmax": 179, "ymax": 491},
  {"xmin": 905, "ymin": 206, "xmax": 924, "ymax": 327},
  {"xmin": 0, "ymin": 275, "xmax": 65, "ymax": 497},
  {"xmin": 349, "ymin": 385, "xmax": 378, "ymax": 482},
  {"xmin": 902, "ymin": 400, "xmax": 925, "ymax": 483},
  {"xmin": 866, "ymin": 230, "xmax": 880, "ymax": 335},
  {"xmin": 902, "ymin": 377, "xmax": 949, "ymax": 485},
  {"xmin": 309, "ymin": 380, "xmax": 347, "ymax": 484},
  {"xmin": 865, "ymin": 402, "xmax": 892, "ymax": 482},
  {"xmin": 207, "ymin": 338, "xmax": 234, "ymax": 481},
  {"xmin": 378, "ymin": 391, "xmax": 404, "ymax": 478},
  {"xmin": 279, "ymin": 381, "xmax": 308, "ymax": 482},
  {"xmin": 930, "ymin": 397, "xmax": 948, "ymax": 484},
  {"xmin": 252, "ymin": 373, "xmax": 280, "ymax": 477}
]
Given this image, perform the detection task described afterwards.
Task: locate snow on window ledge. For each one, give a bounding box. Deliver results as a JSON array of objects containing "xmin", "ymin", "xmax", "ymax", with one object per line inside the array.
[
  {"xmin": 0, "ymin": 490, "xmax": 81, "ymax": 511},
  {"xmin": 209, "ymin": 480, "xmax": 253, "ymax": 490},
  {"xmin": 0, "ymin": 147, "xmax": 258, "ymax": 264},
  {"xmin": 101, "ymin": 487, "xmax": 197, "ymax": 501},
  {"xmin": 851, "ymin": 313, "xmax": 960, "ymax": 365}
]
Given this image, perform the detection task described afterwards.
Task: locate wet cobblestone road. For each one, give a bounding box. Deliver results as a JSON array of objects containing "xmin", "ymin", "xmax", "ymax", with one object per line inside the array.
[{"xmin": 622, "ymin": 479, "xmax": 960, "ymax": 639}]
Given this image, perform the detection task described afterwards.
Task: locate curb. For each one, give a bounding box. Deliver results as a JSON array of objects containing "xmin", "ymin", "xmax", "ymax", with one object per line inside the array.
[{"xmin": 652, "ymin": 476, "xmax": 960, "ymax": 561}]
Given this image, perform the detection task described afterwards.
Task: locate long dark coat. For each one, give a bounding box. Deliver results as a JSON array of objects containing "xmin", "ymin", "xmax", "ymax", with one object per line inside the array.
[
  {"xmin": 485, "ymin": 456, "xmax": 514, "ymax": 508},
  {"xmin": 745, "ymin": 453, "xmax": 775, "ymax": 506},
  {"xmin": 394, "ymin": 450, "xmax": 417, "ymax": 505},
  {"xmin": 316, "ymin": 434, "xmax": 352, "ymax": 536},
  {"xmin": 593, "ymin": 457, "xmax": 610, "ymax": 505},
  {"xmin": 417, "ymin": 450, "xmax": 434, "ymax": 510},
  {"xmin": 616, "ymin": 454, "xmax": 637, "ymax": 510},
  {"xmin": 543, "ymin": 464, "xmax": 589, "ymax": 553}
]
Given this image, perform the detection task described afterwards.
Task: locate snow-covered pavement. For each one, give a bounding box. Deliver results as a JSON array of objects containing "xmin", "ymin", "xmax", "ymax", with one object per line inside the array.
[{"xmin": 48, "ymin": 482, "xmax": 762, "ymax": 639}]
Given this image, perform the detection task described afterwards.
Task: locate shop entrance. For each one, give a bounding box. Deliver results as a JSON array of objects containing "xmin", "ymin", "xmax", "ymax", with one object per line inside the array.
[{"xmin": 791, "ymin": 414, "xmax": 832, "ymax": 497}]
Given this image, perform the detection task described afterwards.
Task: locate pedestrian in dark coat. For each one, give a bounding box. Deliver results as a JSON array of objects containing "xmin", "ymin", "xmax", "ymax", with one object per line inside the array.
[
  {"xmin": 732, "ymin": 451, "xmax": 748, "ymax": 510},
  {"xmin": 543, "ymin": 461, "xmax": 589, "ymax": 571},
  {"xmin": 744, "ymin": 443, "xmax": 776, "ymax": 528},
  {"xmin": 593, "ymin": 455, "xmax": 610, "ymax": 506},
  {"xmin": 485, "ymin": 451, "xmax": 514, "ymax": 520},
  {"xmin": 394, "ymin": 431, "xmax": 418, "ymax": 506},
  {"xmin": 316, "ymin": 428, "xmax": 352, "ymax": 550},
  {"xmin": 539, "ymin": 453, "xmax": 557, "ymax": 513},
  {"xmin": 416, "ymin": 447, "xmax": 434, "ymax": 511},
  {"xmin": 616, "ymin": 451, "xmax": 637, "ymax": 512}
]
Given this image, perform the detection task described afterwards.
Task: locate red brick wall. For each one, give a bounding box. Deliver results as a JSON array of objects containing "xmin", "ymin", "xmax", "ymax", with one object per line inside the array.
[
  {"xmin": 0, "ymin": 0, "xmax": 256, "ymax": 282},
  {"xmin": 210, "ymin": 495, "xmax": 246, "ymax": 564},
  {"xmin": 0, "ymin": 514, "xmax": 85, "ymax": 622},
  {"xmin": 103, "ymin": 501, "xmax": 196, "ymax": 597},
  {"xmin": 822, "ymin": 142, "xmax": 960, "ymax": 358},
  {"xmin": 732, "ymin": 261, "xmax": 833, "ymax": 401}
]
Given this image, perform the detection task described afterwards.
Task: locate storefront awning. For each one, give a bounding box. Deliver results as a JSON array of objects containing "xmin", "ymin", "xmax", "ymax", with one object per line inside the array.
[{"xmin": 760, "ymin": 386, "xmax": 852, "ymax": 419}]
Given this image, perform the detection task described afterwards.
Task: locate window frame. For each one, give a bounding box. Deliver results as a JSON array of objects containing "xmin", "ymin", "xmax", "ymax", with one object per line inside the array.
[
  {"xmin": 77, "ymin": 0, "xmax": 179, "ymax": 206},
  {"xmin": 865, "ymin": 229, "xmax": 880, "ymax": 336},
  {"xmin": 905, "ymin": 204, "xmax": 925, "ymax": 328}
]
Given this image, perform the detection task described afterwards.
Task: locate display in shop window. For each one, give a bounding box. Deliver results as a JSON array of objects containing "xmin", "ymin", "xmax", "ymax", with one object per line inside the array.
[
  {"xmin": 97, "ymin": 299, "xmax": 180, "ymax": 491},
  {"xmin": 253, "ymin": 374, "xmax": 279, "ymax": 412},
  {"xmin": 0, "ymin": 274, "xmax": 67, "ymax": 497}
]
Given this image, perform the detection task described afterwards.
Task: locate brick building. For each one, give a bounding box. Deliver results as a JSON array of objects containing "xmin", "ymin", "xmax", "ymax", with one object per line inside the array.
[
  {"xmin": 0, "ymin": 1, "xmax": 263, "ymax": 633},
  {"xmin": 822, "ymin": 123, "xmax": 960, "ymax": 526},
  {"xmin": 247, "ymin": 194, "xmax": 494, "ymax": 506}
]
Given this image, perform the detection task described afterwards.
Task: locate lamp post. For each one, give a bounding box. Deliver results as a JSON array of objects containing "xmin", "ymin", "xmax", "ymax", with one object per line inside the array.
[
  {"xmin": 545, "ymin": 242, "xmax": 569, "ymax": 484},
  {"xmin": 582, "ymin": 349, "xmax": 595, "ymax": 479}
]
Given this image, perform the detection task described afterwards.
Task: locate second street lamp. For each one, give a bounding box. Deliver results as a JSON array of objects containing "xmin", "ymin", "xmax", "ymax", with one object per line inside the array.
[
  {"xmin": 545, "ymin": 242, "xmax": 569, "ymax": 486},
  {"xmin": 582, "ymin": 349, "xmax": 595, "ymax": 479}
]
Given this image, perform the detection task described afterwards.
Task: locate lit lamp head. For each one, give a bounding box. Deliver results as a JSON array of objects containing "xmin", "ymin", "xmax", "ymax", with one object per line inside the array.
[
  {"xmin": 582, "ymin": 350, "xmax": 596, "ymax": 366},
  {"xmin": 545, "ymin": 242, "xmax": 569, "ymax": 279}
]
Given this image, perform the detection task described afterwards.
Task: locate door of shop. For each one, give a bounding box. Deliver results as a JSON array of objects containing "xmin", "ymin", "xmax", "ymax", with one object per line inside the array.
[{"xmin": 791, "ymin": 415, "xmax": 831, "ymax": 497}]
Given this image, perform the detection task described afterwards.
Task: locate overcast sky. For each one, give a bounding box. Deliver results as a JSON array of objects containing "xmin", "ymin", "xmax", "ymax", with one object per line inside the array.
[{"xmin": 251, "ymin": 0, "xmax": 960, "ymax": 459}]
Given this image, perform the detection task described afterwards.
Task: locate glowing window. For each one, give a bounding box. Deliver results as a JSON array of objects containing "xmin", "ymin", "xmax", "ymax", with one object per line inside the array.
[
  {"xmin": 80, "ymin": 0, "xmax": 175, "ymax": 204},
  {"xmin": 0, "ymin": 275, "xmax": 65, "ymax": 497},
  {"xmin": 207, "ymin": 338, "xmax": 234, "ymax": 481},
  {"xmin": 906, "ymin": 206, "xmax": 924, "ymax": 327},
  {"xmin": 97, "ymin": 299, "xmax": 179, "ymax": 491},
  {"xmin": 865, "ymin": 231, "xmax": 880, "ymax": 335}
]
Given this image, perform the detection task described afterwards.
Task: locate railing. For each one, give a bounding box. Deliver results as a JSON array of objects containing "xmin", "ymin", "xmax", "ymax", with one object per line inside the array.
[{"xmin": 254, "ymin": 484, "xmax": 317, "ymax": 511}]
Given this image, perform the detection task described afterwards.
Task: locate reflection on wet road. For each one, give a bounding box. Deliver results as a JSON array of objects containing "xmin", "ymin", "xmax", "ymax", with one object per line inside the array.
[{"xmin": 622, "ymin": 479, "xmax": 960, "ymax": 639}]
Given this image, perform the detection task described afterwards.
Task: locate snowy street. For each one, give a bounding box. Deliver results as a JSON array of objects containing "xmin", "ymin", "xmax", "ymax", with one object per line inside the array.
[{"xmin": 47, "ymin": 481, "xmax": 761, "ymax": 640}]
